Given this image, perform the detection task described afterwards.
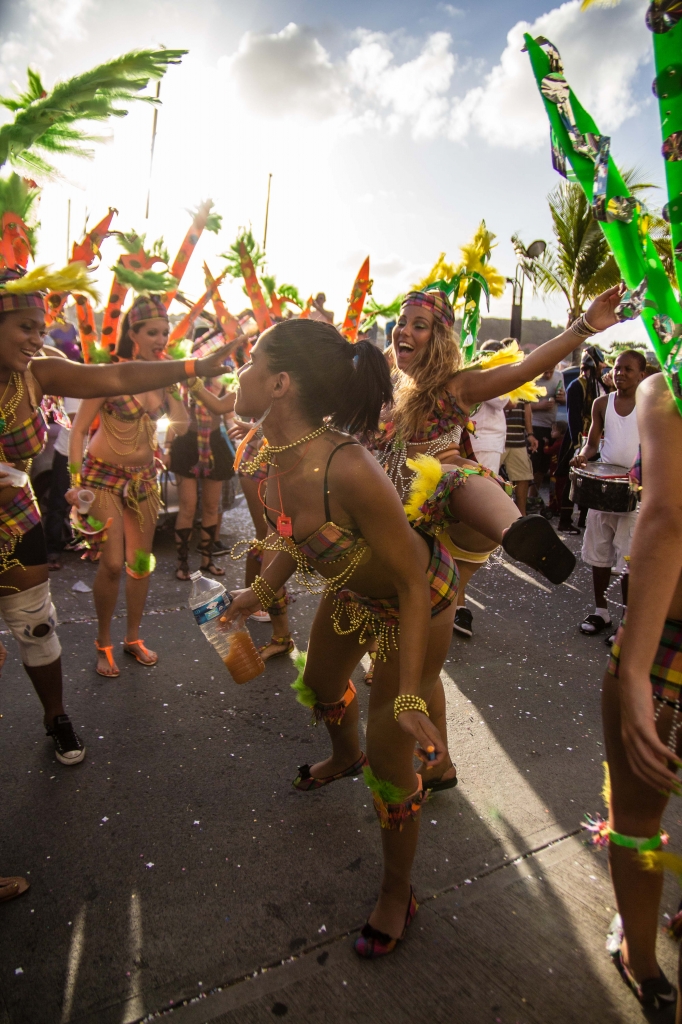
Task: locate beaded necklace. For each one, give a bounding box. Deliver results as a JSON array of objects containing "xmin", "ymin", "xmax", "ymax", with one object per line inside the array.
[{"xmin": 0, "ymin": 372, "xmax": 24, "ymax": 434}]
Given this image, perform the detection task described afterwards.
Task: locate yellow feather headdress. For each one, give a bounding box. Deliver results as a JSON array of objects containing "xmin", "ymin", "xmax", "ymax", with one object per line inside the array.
[{"xmin": 0, "ymin": 261, "xmax": 100, "ymax": 302}]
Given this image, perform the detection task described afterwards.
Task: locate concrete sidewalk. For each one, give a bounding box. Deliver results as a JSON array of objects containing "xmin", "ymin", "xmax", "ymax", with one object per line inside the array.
[{"xmin": 1, "ymin": 513, "xmax": 680, "ymax": 1024}]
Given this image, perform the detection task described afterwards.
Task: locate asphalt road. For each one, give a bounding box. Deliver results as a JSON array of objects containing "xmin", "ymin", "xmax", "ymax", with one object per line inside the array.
[{"xmin": 1, "ymin": 498, "xmax": 680, "ymax": 1024}]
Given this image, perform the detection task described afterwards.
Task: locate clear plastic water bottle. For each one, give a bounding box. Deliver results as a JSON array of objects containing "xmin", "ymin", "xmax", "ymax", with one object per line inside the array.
[{"xmin": 188, "ymin": 571, "xmax": 265, "ymax": 684}]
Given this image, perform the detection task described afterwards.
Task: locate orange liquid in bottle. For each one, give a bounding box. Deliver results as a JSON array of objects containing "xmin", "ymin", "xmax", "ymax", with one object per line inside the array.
[{"xmin": 223, "ymin": 628, "xmax": 265, "ymax": 684}]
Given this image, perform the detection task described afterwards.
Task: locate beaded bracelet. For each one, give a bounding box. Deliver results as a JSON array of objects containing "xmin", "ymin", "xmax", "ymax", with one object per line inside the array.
[
  {"xmin": 251, "ymin": 575, "xmax": 278, "ymax": 610},
  {"xmin": 393, "ymin": 694, "xmax": 429, "ymax": 720}
]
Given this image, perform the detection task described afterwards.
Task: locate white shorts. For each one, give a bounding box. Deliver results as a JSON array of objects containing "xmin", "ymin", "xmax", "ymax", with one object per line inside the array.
[
  {"xmin": 581, "ymin": 508, "xmax": 637, "ymax": 572},
  {"xmin": 472, "ymin": 450, "xmax": 501, "ymax": 474}
]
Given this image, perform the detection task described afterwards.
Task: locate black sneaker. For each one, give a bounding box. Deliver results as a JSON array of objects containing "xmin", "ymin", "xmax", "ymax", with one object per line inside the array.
[
  {"xmin": 453, "ymin": 607, "xmax": 473, "ymax": 637},
  {"xmin": 46, "ymin": 715, "xmax": 86, "ymax": 765}
]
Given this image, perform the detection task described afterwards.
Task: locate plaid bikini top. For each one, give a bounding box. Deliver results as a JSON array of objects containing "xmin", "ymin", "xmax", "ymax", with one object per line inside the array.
[
  {"xmin": 102, "ymin": 393, "xmax": 165, "ymax": 423},
  {"xmin": 264, "ymin": 442, "xmax": 366, "ymax": 563},
  {"xmin": 0, "ymin": 369, "xmax": 47, "ymax": 463},
  {"xmin": 376, "ymin": 389, "xmax": 470, "ymax": 448}
]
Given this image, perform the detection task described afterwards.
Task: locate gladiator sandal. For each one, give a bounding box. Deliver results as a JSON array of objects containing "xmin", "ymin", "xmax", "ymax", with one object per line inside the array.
[
  {"xmin": 198, "ymin": 524, "xmax": 225, "ymax": 577},
  {"xmin": 293, "ymin": 752, "xmax": 368, "ymax": 791},
  {"xmin": 354, "ymin": 887, "xmax": 419, "ymax": 959},
  {"xmin": 174, "ymin": 527, "xmax": 193, "ymax": 581},
  {"xmin": 258, "ymin": 634, "xmax": 295, "ymax": 661}
]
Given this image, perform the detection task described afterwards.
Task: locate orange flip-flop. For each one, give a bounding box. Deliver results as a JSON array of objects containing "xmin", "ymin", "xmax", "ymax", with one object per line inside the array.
[
  {"xmin": 95, "ymin": 642, "xmax": 120, "ymax": 678},
  {"xmin": 123, "ymin": 639, "xmax": 158, "ymax": 666}
]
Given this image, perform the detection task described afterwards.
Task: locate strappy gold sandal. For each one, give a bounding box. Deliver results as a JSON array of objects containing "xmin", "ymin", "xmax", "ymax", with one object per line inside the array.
[
  {"xmin": 95, "ymin": 642, "xmax": 120, "ymax": 678},
  {"xmin": 123, "ymin": 638, "xmax": 158, "ymax": 666},
  {"xmin": 258, "ymin": 634, "xmax": 294, "ymax": 661}
]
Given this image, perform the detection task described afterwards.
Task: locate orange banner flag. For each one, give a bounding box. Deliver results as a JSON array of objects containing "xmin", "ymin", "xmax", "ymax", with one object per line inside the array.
[
  {"xmin": 45, "ymin": 208, "xmax": 118, "ymax": 326},
  {"xmin": 168, "ymin": 270, "xmax": 228, "ymax": 344},
  {"xmin": 298, "ymin": 296, "xmax": 313, "ymax": 319},
  {"xmin": 164, "ymin": 201, "xmax": 214, "ymax": 309},
  {"xmin": 340, "ymin": 257, "xmax": 371, "ymax": 343},
  {"xmin": 239, "ymin": 241, "xmax": 272, "ymax": 333},
  {"xmin": 71, "ymin": 208, "xmax": 117, "ymax": 267},
  {"xmin": 203, "ymin": 263, "xmax": 240, "ymax": 342},
  {"xmin": 74, "ymin": 295, "xmax": 98, "ymax": 363}
]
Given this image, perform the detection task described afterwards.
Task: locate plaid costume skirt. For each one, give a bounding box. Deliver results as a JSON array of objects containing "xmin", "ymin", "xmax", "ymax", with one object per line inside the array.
[
  {"xmin": 0, "ymin": 483, "xmax": 42, "ymax": 575},
  {"xmin": 81, "ymin": 454, "xmax": 161, "ymax": 530},
  {"xmin": 332, "ymin": 535, "xmax": 458, "ymax": 661},
  {"xmin": 608, "ymin": 617, "xmax": 682, "ymax": 706}
]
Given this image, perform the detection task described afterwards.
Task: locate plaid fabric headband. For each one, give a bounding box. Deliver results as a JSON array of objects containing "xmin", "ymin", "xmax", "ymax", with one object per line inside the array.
[
  {"xmin": 0, "ymin": 268, "xmax": 45, "ymax": 314},
  {"xmin": 128, "ymin": 293, "xmax": 168, "ymax": 326},
  {"xmin": 401, "ymin": 289, "xmax": 455, "ymax": 327}
]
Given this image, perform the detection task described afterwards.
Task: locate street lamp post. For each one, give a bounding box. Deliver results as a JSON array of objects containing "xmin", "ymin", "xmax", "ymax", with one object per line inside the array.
[{"xmin": 507, "ymin": 238, "xmax": 547, "ymax": 344}]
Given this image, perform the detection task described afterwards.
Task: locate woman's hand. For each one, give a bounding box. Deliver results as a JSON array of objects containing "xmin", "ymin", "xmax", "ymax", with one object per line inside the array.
[
  {"xmin": 396, "ymin": 710, "xmax": 447, "ymax": 769},
  {"xmin": 65, "ymin": 487, "xmax": 81, "ymax": 507},
  {"xmin": 0, "ymin": 470, "xmax": 16, "ymax": 489},
  {"xmin": 620, "ymin": 675, "xmax": 682, "ymax": 794},
  {"xmin": 196, "ymin": 343, "xmax": 236, "ymax": 378},
  {"xmin": 585, "ymin": 284, "xmax": 625, "ymax": 332},
  {"xmin": 220, "ymin": 587, "xmax": 261, "ymax": 627},
  {"xmin": 227, "ymin": 420, "xmax": 250, "ymax": 442}
]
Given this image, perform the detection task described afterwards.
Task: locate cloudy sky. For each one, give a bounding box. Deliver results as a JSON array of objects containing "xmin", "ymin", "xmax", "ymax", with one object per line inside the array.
[{"xmin": 0, "ymin": 0, "xmax": 662, "ymax": 344}]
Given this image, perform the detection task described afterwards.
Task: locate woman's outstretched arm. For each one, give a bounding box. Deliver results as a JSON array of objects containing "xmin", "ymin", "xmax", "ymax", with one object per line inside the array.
[{"xmin": 454, "ymin": 285, "xmax": 622, "ymax": 409}]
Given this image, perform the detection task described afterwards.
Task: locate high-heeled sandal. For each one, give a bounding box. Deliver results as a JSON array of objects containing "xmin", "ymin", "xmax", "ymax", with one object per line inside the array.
[
  {"xmin": 197, "ymin": 524, "xmax": 225, "ymax": 576},
  {"xmin": 423, "ymin": 764, "xmax": 458, "ymax": 793},
  {"xmin": 293, "ymin": 752, "xmax": 368, "ymax": 791},
  {"xmin": 363, "ymin": 649, "xmax": 377, "ymax": 686},
  {"xmin": 258, "ymin": 634, "xmax": 295, "ymax": 660},
  {"xmin": 174, "ymin": 527, "xmax": 193, "ymax": 581},
  {"xmin": 354, "ymin": 887, "xmax": 418, "ymax": 958},
  {"xmin": 95, "ymin": 642, "xmax": 120, "ymax": 678},
  {"xmin": 123, "ymin": 638, "xmax": 158, "ymax": 666}
]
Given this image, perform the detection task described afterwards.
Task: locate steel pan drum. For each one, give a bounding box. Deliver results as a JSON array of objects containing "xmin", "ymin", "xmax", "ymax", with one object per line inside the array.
[{"xmin": 569, "ymin": 462, "xmax": 637, "ymax": 513}]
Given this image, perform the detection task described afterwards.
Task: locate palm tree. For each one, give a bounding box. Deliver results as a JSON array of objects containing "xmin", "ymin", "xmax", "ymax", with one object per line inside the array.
[{"xmin": 528, "ymin": 171, "xmax": 675, "ymax": 329}]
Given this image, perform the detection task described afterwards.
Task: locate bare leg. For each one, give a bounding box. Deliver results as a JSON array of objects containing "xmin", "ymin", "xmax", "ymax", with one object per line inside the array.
[
  {"xmin": 515, "ymin": 479, "xmax": 529, "ymax": 516},
  {"xmin": 122, "ymin": 499, "xmax": 159, "ymax": 663},
  {"xmin": 421, "ymin": 677, "xmax": 457, "ymax": 786},
  {"xmin": 593, "ymin": 566, "xmax": 612, "ymax": 609},
  {"xmin": 175, "ymin": 475, "xmax": 197, "ymax": 581},
  {"xmin": 25, "ymin": 658, "xmax": 64, "ymax": 727},
  {"xmin": 602, "ymin": 673, "xmax": 672, "ymax": 982},
  {"xmin": 92, "ymin": 490, "xmax": 124, "ymax": 676},
  {"xmin": 302, "ymin": 592, "xmax": 367, "ymax": 777},
  {"xmin": 240, "ymin": 475, "xmax": 267, "ymax": 587},
  {"xmin": 259, "ymin": 541, "xmax": 292, "ymax": 661},
  {"xmin": 443, "ymin": 465, "xmax": 521, "ymax": 543},
  {"xmin": 197, "ymin": 478, "xmax": 226, "ymax": 576},
  {"xmin": 366, "ymin": 603, "xmax": 456, "ymax": 938}
]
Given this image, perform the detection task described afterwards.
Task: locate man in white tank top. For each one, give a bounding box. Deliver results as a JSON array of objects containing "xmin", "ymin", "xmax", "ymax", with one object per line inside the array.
[{"xmin": 572, "ymin": 350, "xmax": 646, "ymax": 642}]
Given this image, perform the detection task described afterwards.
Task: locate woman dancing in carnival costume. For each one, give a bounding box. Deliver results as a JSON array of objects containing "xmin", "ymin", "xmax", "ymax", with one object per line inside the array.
[
  {"xmin": 222, "ymin": 318, "xmax": 455, "ymax": 956},
  {"xmin": 68, "ymin": 294, "xmax": 191, "ymax": 677},
  {"xmin": 169, "ymin": 332, "xmax": 236, "ymax": 581},
  {"xmin": 0, "ymin": 269, "xmax": 230, "ymax": 760}
]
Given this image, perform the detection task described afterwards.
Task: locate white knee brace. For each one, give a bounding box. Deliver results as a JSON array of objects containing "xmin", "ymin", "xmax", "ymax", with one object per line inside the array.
[{"xmin": 0, "ymin": 581, "xmax": 61, "ymax": 666}]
